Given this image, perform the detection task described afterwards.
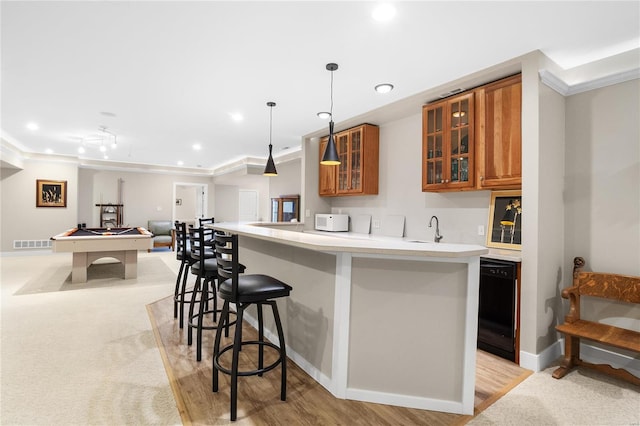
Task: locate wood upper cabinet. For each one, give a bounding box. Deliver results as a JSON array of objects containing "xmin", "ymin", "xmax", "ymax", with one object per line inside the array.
[
  {"xmin": 422, "ymin": 92, "xmax": 475, "ymax": 192},
  {"xmin": 475, "ymin": 74, "xmax": 522, "ymax": 189},
  {"xmin": 319, "ymin": 123, "xmax": 379, "ymax": 196},
  {"xmin": 319, "ymin": 138, "xmax": 337, "ymax": 196}
]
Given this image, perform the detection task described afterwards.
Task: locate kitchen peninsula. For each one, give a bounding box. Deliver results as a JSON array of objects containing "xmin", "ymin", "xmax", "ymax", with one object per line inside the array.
[{"xmin": 211, "ymin": 222, "xmax": 488, "ymax": 415}]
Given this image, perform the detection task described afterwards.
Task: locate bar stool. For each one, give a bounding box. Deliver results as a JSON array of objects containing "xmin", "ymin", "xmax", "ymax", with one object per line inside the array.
[
  {"xmin": 173, "ymin": 221, "xmax": 197, "ymax": 328},
  {"xmin": 187, "ymin": 227, "xmax": 224, "ymax": 361},
  {"xmin": 212, "ymin": 232, "xmax": 292, "ymax": 421},
  {"xmin": 198, "ymin": 217, "xmax": 215, "ymax": 246}
]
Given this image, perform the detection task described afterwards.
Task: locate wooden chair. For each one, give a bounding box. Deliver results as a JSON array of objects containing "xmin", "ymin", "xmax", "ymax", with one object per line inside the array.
[
  {"xmin": 553, "ymin": 257, "xmax": 640, "ymax": 385},
  {"xmin": 212, "ymin": 232, "xmax": 292, "ymax": 421}
]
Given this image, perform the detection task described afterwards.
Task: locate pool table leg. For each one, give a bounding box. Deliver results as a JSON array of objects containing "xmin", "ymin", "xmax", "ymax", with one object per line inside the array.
[
  {"xmin": 72, "ymin": 252, "xmax": 88, "ymax": 283},
  {"xmin": 124, "ymin": 250, "xmax": 138, "ymax": 279}
]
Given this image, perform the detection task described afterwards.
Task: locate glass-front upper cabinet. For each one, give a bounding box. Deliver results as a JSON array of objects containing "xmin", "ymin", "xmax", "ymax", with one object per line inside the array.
[
  {"xmin": 271, "ymin": 195, "xmax": 300, "ymax": 222},
  {"xmin": 422, "ymin": 92, "xmax": 474, "ymax": 192},
  {"xmin": 336, "ymin": 132, "xmax": 350, "ymax": 192},
  {"xmin": 318, "ymin": 124, "xmax": 379, "ymax": 197}
]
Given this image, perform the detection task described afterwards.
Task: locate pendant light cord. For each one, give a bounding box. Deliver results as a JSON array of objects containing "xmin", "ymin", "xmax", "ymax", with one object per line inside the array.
[
  {"xmin": 330, "ymin": 68, "xmax": 334, "ymax": 118},
  {"xmin": 269, "ymin": 105, "xmax": 273, "ymax": 149}
]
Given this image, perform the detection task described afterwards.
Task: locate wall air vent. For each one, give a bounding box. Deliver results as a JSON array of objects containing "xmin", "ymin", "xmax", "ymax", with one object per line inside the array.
[
  {"xmin": 13, "ymin": 240, "xmax": 53, "ymax": 249},
  {"xmin": 439, "ymin": 88, "xmax": 464, "ymax": 99}
]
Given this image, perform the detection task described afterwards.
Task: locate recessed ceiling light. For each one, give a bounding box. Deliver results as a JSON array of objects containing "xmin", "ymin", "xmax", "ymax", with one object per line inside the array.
[
  {"xmin": 26, "ymin": 122, "xmax": 39, "ymax": 131},
  {"xmin": 372, "ymin": 3, "xmax": 396, "ymax": 22},
  {"xmin": 192, "ymin": 143, "xmax": 202, "ymax": 151},
  {"xmin": 230, "ymin": 113, "xmax": 243, "ymax": 122},
  {"xmin": 317, "ymin": 112, "xmax": 331, "ymax": 120},
  {"xmin": 100, "ymin": 111, "xmax": 117, "ymax": 117},
  {"xmin": 45, "ymin": 148, "xmax": 53, "ymax": 154},
  {"xmin": 177, "ymin": 160, "xmax": 184, "ymax": 166},
  {"xmin": 99, "ymin": 145, "xmax": 107, "ymax": 152},
  {"xmin": 375, "ymin": 83, "xmax": 394, "ymax": 94},
  {"xmin": 103, "ymin": 154, "xmax": 109, "ymax": 159},
  {"xmin": 78, "ymin": 146, "xmax": 85, "ymax": 154}
]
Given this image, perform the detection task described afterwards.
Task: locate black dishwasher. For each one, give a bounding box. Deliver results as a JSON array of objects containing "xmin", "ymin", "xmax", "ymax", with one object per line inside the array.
[{"xmin": 477, "ymin": 258, "xmax": 517, "ymax": 361}]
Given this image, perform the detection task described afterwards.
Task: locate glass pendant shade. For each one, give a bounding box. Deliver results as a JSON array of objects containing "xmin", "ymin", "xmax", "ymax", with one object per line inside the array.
[
  {"xmin": 263, "ymin": 101, "xmax": 278, "ymax": 176},
  {"xmin": 321, "ymin": 121, "xmax": 340, "ymax": 165}
]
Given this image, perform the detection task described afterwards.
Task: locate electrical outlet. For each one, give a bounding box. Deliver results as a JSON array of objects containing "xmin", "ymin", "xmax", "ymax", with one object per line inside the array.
[
  {"xmin": 478, "ymin": 225, "xmax": 485, "ymax": 236},
  {"xmin": 305, "ymin": 209, "xmax": 310, "ymax": 218},
  {"xmin": 372, "ymin": 219, "xmax": 380, "ymax": 229}
]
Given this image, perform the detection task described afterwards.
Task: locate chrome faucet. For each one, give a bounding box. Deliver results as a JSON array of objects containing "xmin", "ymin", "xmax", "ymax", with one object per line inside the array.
[{"xmin": 429, "ymin": 215, "xmax": 443, "ymax": 243}]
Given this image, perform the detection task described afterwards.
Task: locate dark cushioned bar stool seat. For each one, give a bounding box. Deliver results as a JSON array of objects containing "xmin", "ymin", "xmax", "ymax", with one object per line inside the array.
[{"xmin": 212, "ymin": 232, "xmax": 292, "ymax": 421}]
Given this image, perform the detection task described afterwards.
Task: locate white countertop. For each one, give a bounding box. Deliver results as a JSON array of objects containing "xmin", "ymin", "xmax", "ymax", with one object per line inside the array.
[{"xmin": 211, "ymin": 222, "xmax": 488, "ymax": 259}]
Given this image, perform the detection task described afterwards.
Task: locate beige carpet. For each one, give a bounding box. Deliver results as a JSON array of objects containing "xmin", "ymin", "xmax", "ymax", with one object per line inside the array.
[
  {"xmin": 14, "ymin": 256, "xmax": 174, "ymax": 295},
  {"xmin": 469, "ymin": 364, "xmax": 640, "ymax": 425},
  {"xmin": 0, "ymin": 251, "xmax": 182, "ymax": 425}
]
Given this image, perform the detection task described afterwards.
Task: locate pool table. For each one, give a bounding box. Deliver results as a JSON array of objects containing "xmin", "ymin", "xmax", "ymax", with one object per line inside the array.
[{"xmin": 51, "ymin": 227, "xmax": 153, "ymax": 283}]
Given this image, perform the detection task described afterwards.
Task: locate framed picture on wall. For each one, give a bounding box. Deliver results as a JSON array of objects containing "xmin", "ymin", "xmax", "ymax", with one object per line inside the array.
[
  {"xmin": 36, "ymin": 179, "xmax": 67, "ymax": 208},
  {"xmin": 487, "ymin": 190, "xmax": 522, "ymax": 250}
]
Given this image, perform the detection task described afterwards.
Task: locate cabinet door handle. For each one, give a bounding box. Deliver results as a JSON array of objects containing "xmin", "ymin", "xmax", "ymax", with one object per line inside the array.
[{"xmin": 480, "ymin": 176, "xmax": 484, "ymax": 180}]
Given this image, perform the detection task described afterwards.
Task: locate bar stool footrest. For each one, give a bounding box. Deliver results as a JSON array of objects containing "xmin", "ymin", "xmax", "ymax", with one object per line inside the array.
[
  {"xmin": 214, "ymin": 340, "xmax": 284, "ymax": 377},
  {"xmin": 188, "ymin": 310, "xmax": 237, "ymax": 331}
]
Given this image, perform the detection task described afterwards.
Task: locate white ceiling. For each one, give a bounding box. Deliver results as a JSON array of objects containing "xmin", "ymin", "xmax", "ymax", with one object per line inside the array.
[{"xmin": 2, "ymin": 1, "xmax": 639, "ymax": 171}]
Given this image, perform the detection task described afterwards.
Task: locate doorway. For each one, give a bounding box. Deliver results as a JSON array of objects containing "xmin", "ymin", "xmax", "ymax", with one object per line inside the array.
[{"xmin": 173, "ymin": 182, "xmax": 208, "ymax": 226}]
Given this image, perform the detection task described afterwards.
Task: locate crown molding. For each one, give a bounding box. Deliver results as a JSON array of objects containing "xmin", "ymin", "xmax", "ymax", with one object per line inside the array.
[
  {"xmin": 540, "ymin": 68, "xmax": 640, "ymax": 96},
  {"xmin": 2, "ymin": 134, "xmax": 301, "ymax": 177}
]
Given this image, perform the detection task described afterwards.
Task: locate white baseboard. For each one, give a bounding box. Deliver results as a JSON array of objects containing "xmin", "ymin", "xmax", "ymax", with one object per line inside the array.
[
  {"xmin": 519, "ymin": 340, "xmax": 563, "ymax": 372},
  {"xmin": 520, "ymin": 339, "xmax": 640, "ymax": 377},
  {"xmin": 242, "ymin": 312, "xmax": 334, "ymax": 393}
]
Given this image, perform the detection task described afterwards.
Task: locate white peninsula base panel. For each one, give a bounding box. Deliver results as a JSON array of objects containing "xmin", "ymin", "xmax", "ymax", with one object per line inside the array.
[{"xmin": 211, "ymin": 223, "xmax": 486, "ymax": 415}]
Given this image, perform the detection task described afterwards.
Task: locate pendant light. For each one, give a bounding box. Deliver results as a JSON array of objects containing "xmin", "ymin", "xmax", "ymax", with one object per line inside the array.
[
  {"xmin": 321, "ymin": 63, "xmax": 340, "ymax": 165},
  {"xmin": 263, "ymin": 101, "xmax": 278, "ymax": 176}
]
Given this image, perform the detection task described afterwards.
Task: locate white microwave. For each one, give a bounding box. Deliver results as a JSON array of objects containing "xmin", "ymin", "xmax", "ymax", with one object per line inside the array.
[{"xmin": 315, "ymin": 214, "xmax": 349, "ymax": 232}]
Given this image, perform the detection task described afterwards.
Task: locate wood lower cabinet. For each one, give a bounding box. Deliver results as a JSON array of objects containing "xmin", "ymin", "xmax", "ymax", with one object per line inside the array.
[
  {"xmin": 319, "ymin": 124, "xmax": 379, "ymax": 196},
  {"xmin": 422, "ymin": 92, "xmax": 475, "ymax": 191},
  {"xmin": 476, "ymin": 74, "xmax": 522, "ymax": 189}
]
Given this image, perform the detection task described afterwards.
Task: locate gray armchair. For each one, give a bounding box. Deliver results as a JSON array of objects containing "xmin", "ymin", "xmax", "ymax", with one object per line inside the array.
[{"xmin": 147, "ymin": 220, "xmax": 175, "ymax": 252}]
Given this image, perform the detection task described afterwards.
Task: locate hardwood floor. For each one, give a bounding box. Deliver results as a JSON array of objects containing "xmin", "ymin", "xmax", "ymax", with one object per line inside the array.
[{"xmin": 147, "ymin": 295, "xmax": 531, "ymax": 425}]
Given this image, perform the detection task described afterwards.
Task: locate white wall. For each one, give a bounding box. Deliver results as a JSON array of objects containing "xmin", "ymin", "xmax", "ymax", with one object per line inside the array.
[
  {"xmin": 77, "ymin": 168, "xmax": 213, "ymax": 228},
  {"xmin": 175, "ymin": 185, "xmax": 198, "ymax": 223},
  {"xmin": 268, "ymin": 158, "xmax": 301, "ymax": 199},
  {"xmin": 308, "ymin": 114, "xmax": 492, "ymax": 242},
  {"xmin": 1, "ymin": 159, "xmax": 78, "ymax": 250},
  {"xmin": 213, "ymin": 159, "xmax": 301, "ymax": 223},
  {"xmin": 563, "ymin": 79, "xmax": 640, "ymax": 352},
  {"xmin": 0, "ymin": 160, "xmax": 214, "ymax": 251},
  {"xmin": 564, "ymin": 78, "xmax": 640, "ymax": 276}
]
